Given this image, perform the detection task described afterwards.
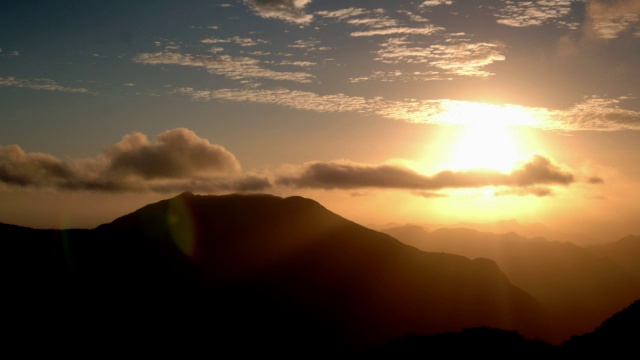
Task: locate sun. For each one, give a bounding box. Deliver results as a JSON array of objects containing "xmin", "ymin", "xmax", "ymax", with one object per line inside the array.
[
  {"xmin": 435, "ymin": 102, "xmax": 538, "ymax": 173},
  {"xmin": 448, "ymin": 118, "xmax": 520, "ymax": 172}
]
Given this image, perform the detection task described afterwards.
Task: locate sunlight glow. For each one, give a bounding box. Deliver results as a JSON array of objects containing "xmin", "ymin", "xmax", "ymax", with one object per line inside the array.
[{"xmin": 438, "ymin": 102, "xmax": 535, "ymax": 172}]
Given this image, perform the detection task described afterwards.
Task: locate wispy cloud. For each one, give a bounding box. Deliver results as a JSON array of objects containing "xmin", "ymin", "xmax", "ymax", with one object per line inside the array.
[
  {"xmin": 351, "ymin": 26, "xmax": 443, "ymax": 37},
  {"xmin": 132, "ymin": 52, "xmax": 314, "ymax": 83},
  {"xmin": 176, "ymin": 86, "xmax": 640, "ymax": 132},
  {"xmin": 316, "ymin": 6, "xmax": 443, "ymax": 37},
  {"xmin": 287, "ymin": 39, "xmax": 331, "ymax": 51},
  {"xmin": 0, "ymin": 77, "xmax": 91, "ymax": 94},
  {"xmin": 201, "ymin": 36, "xmax": 270, "ymax": 46},
  {"xmin": 495, "ymin": 0, "xmax": 578, "ymax": 29},
  {"xmin": 0, "ymin": 128, "xmax": 271, "ymax": 193},
  {"xmin": 375, "ymin": 37, "xmax": 505, "ymax": 77},
  {"xmin": 349, "ymin": 70, "xmax": 443, "ymax": 83},
  {"xmin": 176, "ymin": 87, "xmax": 377, "ymax": 113},
  {"xmin": 420, "ymin": 0, "xmax": 453, "ymax": 7},
  {"xmin": 244, "ymin": 0, "xmax": 314, "ymax": 24},
  {"xmin": 586, "ymin": 0, "xmax": 640, "ymax": 39}
]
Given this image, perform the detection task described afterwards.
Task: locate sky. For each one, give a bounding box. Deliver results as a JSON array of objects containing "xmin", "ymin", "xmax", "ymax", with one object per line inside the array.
[{"xmin": 1, "ymin": 0, "xmax": 640, "ymax": 239}]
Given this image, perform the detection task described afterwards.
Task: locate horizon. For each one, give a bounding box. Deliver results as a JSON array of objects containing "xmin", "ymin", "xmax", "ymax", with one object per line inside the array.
[{"xmin": 2, "ymin": 0, "xmax": 640, "ymax": 242}]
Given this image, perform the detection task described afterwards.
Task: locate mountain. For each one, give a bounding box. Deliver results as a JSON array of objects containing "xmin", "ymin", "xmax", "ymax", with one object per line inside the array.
[
  {"xmin": 383, "ymin": 225, "xmax": 640, "ymax": 342},
  {"xmin": 592, "ymin": 235, "xmax": 640, "ymax": 278},
  {"xmin": 370, "ymin": 299, "xmax": 640, "ymax": 357},
  {"xmin": 562, "ymin": 299, "xmax": 640, "ymax": 355},
  {"xmin": 0, "ymin": 192, "xmax": 545, "ymax": 355}
]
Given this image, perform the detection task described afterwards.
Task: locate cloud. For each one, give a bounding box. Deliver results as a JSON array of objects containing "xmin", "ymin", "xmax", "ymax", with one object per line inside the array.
[
  {"xmin": 551, "ymin": 96, "xmax": 640, "ymax": 131},
  {"xmin": 176, "ymin": 87, "xmax": 378, "ymax": 113},
  {"xmin": 495, "ymin": 0, "xmax": 578, "ymax": 29},
  {"xmin": 0, "ymin": 77, "xmax": 91, "ymax": 94},
  {"xmin": 375, "ymin": 37, "xmax": 505, "ymax": 77},
  {"xmin": 276, "ymin": 155, "xmax": 576, "ymax": 192},
  {"xmin": 0, "ymin": 129, "xmax": 271, "ymax": 193},
  {"xmin": 494, "ymin": 187, "xmax": 554, "ymax": 197},
  {"xmin": 0, "ymin": 145, "xmax": 75, "ymax": 188},
  {"xmin": 585, "ymin": 0, "xmax": 640, "ymax": 39},
  {"xmin": 176, "ymin": 86, "xmax": 640, "ymax": 132},
  {"xmin": 351, "ymin": 26, "xmax": 443, "ymax": 37},
  {"xmin": 105, "ymin": 128, "xmax": 241, "ymax": 179},
  {"xmin": 316, "ymin": 7, "xmax": 442, "ymax": 37},
  {"xmin": 587, "ymin": 176, "xmax": 605, "ymax": 184},
  {"xmin": 201, "ymin": 36, "xmax": 269, "ymax": 46},
  {"xmin": 132, "ymin": 52, "xmax": 314, "ymax": 83},
  {"xmin": 287, "ymin": 39, "xmax": 331, "ymax": 51},
  {"xmin": 508, "ymin": 155, "xmax": 574, "ymax": 186},
  {"xmin": 244, "ymin": 0, "xmax": 313, "ymax": 24},
  {"xmin": 349, "ymin": 70, "xmax": 443, "ymax": 83},
  {"xmin": 315, "ymin": 8, "xmax": 376, "ymax": 20},
  {"xmin": 420, "ymin": 0, "xmax": 453, "ymax": 7}
]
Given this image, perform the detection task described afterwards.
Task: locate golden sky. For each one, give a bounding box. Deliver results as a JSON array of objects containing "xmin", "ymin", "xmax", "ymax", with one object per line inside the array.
[{"xmin": 1, "ymin": 0, "xmax": 640, "ymax": 239}]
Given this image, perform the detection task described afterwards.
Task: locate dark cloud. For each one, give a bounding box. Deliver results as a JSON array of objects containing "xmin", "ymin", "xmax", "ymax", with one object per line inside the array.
[
  {"xmin": 277, "ymin": 155, "xmax": 576, "ymax": 193},
  {"xmin": 0, "ymin": 128, "xmax": 270, "ymax": 193},
  {"xmin": 587, "ymin": 176, "xmax": 605, "ymax": 184},
  {"xmin": 244, "ymin": 0, "xmax": 313, "ymax": 23},
  {"xmin": 106, "ymin": 128, "xmax": 241, "ymax": 179},
  {"xmin": 0, "ymin": 145, "xmax": 75, "ymax": 187},
  {"xmin": 509, "ymin": 155, "xmax": 574, "ymax": 186},
  {"xmin": 494, "ymin": 187, "xmax": 554, "ymax": 197},
  {"xmin": 413, "ymin": 191, "xmax": 449, "ymax": 198}
]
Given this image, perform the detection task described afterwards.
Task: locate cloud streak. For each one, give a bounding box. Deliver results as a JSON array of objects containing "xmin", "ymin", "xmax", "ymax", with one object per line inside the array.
[
  {"xmin": 244, "ymin": 0, "xmax": 314, "ymax": 24},
  {"xmin": 133, "ymin": 52, "xmax": 314, "ymax": 83},
  {"xmin": 0, "ymin": 77, "xmax": 91, "ymax": 94},
  {"xmin": 495, "ymin": 0, "xmax": 577, "ymax": 29},
  {"xmin": 176, "ymin": 87, "xmax": 640, "ymax": 131},
  {"xmin": 276, "ymin": 155, "xmax": 575, "ymax": 192}
]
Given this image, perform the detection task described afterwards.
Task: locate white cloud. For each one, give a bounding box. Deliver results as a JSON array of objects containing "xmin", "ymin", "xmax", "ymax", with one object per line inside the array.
[
  {"xmin": 0, "ymin": 77, "xmax": 91, "ymax": 94},
  {"xmin": 375, "ymin": 37, "xmax": 505, "ymax": 77},
  {"xmin": 495, "ymin": 0, "xmax": 577, "ymax": 28},
  {"xmin": 201, "ymin": 36, "xmax": 269, "ymax": 46},
  {"xmin": 420, "ymin": 0, "xmax": 453, "ymax": 7},
  {"xmin": 244, "ymin": 0, "xmax": 313, "ymax": 24},
  {"xmin": 351, "ymin": 25, "xmax": 443, "ymax": 37},
  {"xmin": 315, "ymin": 8, "xmax": 379, "ymax": 20},
  {"xmin": 176, "ymin": 87, "xmax": 640, "ymax": 132},
  {"xmin": 586, "ymin": 0, "xmax": 640, "ymax": 39},
  {"xmin": 287, "ymin": 39, "xmax": 331, "ymax": 51},
  {"xmin": 132, "ymin": 52, "xmax": 314, "ymax": 83}
]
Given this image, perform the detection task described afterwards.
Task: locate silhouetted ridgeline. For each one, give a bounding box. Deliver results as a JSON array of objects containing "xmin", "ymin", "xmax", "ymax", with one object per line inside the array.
[
  {"xmin": 0, "ymin": 192, "xmax": 638, "ymax": 356},
  {"xmin": 383, "ymin": 224, "xmax": 640, "ymax": 342},
  {"xmin": 370, "ymin": 300, "xmax": 640, "ymax": 357}
]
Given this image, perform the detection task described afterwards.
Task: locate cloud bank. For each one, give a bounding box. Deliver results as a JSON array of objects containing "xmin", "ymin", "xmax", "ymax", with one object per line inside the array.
[
  {"xmin": 277, "ymin": 155, "xmax": 575, "ymax": 194},
  {"xmin": 0, "ymin": 128, "xmax": 271, "ymax": 193}
]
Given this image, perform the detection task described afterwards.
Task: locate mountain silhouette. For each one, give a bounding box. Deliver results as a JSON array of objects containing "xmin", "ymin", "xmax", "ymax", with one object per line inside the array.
[
  {"xmin": 562, "ymin": 299, "xmax": 640, "ymax": 355},
  {"xmin": 1, "ymin": 192, "xmax": 545, "ymax": 355},
  {"xmin": 383, "ymin": 225, "xmax": 640, "ymax": 342},
  {"xmin": 370, "ymin": 299, "xmax": 640, "ymax": 357}
]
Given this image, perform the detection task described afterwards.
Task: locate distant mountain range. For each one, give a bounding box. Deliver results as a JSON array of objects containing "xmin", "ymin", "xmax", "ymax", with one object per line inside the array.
[
  {"xmin": 383, "ymin": 224, "xmax": 640, "ymax": 342},
  {"xmin": 1, "ymin": 192, "xmax": 638, "ymax": 355}
]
